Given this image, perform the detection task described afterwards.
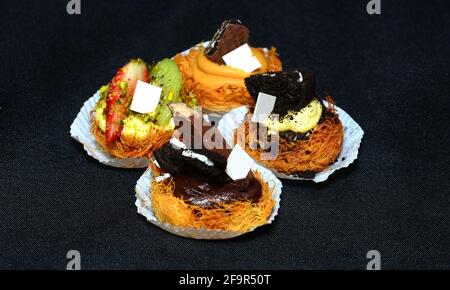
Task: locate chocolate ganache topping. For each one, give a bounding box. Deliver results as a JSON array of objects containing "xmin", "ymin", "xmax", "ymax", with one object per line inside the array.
[
  {"xmin": 153, "ymin": 106, "xmax": 262, "ymax": 208},
  {"xmin": 245, "ymin": 70, "xmax": 316, "ymax": 118}
]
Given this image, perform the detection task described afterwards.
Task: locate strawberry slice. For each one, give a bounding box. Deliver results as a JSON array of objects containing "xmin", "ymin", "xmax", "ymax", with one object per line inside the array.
[{"xmin": 105, "ymin": 59, "xmax": 150, "ymax": 143}]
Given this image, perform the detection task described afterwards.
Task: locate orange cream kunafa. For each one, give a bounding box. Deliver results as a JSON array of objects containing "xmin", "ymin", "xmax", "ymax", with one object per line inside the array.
[{"xmin": 175, "ymin": 19, "xmax": 282, "ymax": 112}]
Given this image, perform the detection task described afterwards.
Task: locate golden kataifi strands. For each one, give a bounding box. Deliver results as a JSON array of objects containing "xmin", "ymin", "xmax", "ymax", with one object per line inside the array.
[
  {"xmin": 235, "ymin": 104, "xmax": 344, "ymax": 175},
  {"xmin": 150, "ymin": 170, "xmax": 275, "ymax": 232},
  {"xmin": 91, "ymin": 114, "xmax": 173, "ymax": 159}
]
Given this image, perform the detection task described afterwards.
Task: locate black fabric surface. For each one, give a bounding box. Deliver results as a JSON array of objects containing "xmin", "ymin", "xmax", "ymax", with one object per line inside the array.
[{"xmin": 1, "ymin": 0, "xmax": 449, "ymax": 269}]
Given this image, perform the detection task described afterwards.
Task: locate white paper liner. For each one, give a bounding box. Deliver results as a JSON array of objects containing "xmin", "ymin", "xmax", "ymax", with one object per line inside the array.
[
  {"xmin": 134, "ymin": 163, "xmax": 282, "ymax": 240},
  {"xmin": 218, "ymin": 105, "xmax": 364, "ymax": 183},
  {"xmin": 70, "ymin": 91, "xmax": 149, "ymax": 168}
]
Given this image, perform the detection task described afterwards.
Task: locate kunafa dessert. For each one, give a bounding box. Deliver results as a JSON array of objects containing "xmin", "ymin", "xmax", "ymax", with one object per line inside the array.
[
  {"xmin": 92, "ymin": 58, "xmax": 185, "ymax": 159},
  {"xmin": 149, "ymin": 104, "xmax": 275, "ymax": 232},
  {"xmin": 174, "ymin": 19, "xmax": 282, "ymax": 112},
  {"xmin": 235, "ymin": 70, "xmax": 344, "ymax": 177}
]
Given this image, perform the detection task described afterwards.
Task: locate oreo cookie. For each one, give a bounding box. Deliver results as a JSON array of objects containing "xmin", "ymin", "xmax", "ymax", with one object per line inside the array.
[
  {"xmin": 244, "ymin": 70, "xmax": 316, "ymax": 118},
  {"xmin": 205, "ymin": 19, "xmax": 250, "ymax": 64},
  {"xmin": 154, "ymin": 143, "xmax": 228, "ymax": 178},
  {"xmin": 154, "ymin": 143, "xmax": 184, "ymax": 174}
]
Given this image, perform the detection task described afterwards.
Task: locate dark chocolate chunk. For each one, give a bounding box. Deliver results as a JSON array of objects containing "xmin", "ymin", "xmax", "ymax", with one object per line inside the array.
[
  {"xmin": 154, "ymin": 143, "xmax": 223, "ymax": 177},
  {"xmin": 153, "ymin": 143, "xmax": 184, "ymax": 174},
  {"xmin": 179, "ymin": 154, "xmax": 223, "ymax": 177},
  {"xmin": 153, "ymin": 116, "xmax": 229, "ymax": 179},
  {"xmin": 245, "ymin": 70, "xmax": 316, "ymax": 118},
  {"xmin": 205, "ymin": 19, "xmax": 250, "ymax": 64}
]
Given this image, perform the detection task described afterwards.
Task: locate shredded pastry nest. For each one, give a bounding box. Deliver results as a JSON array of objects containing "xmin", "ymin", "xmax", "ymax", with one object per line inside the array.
[
  {"xmin": 150, "ymin": 169, "xmax": 275, "ymax": 232},
  {"xmin": 91, "ymin": 114, "xmax": 173, "ymax": 159},
  {"xmin": 174, "ymin": 46, "xmax": 282, "ymax": 112},
  {"xmin": 234, "ymin": 103, "xmax": 344, "ymax": 175}
]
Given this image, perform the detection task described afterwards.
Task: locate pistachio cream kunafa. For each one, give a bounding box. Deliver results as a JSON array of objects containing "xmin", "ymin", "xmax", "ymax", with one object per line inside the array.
[
  {"xmin": 149, "ymin": 104, "xmax": 275, "ymax": 232},
  {"xmin": 235, "ymin": 70, "xmax": 344, "ymax": 176},
  {"xmin": 92, "ymin": 58, "xmax": 185, "ymax": 158},
  {"xmin": 174, "ymin": 19, "xmax": 282, "ymax": 112}
]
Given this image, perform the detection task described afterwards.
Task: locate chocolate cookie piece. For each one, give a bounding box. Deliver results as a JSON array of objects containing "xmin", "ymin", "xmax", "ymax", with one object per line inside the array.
[
  {"xmin": 180, "ymin": 153, "xmax": 223, "ymax": 177},
  {"xmin": 245, "ymin": 70, "xmax": 316, "ymax": 118},
  {"xmin": 154, "ymin": 143, "xmax": 184, "ymax": 174},
  {"xmin": 192, "ymin": 148, "xmax": 227, "ymax": 170},
  {"xmin": 205, "ymin": 19, "xmax": 250, "ymax": 64},
  {"xmin": 155, "ymin": 104, "xmax": 232, "ymax": 179},
  {"xmin": 154, "ymin": 142, "xmax": 228, "ymax": 178}
]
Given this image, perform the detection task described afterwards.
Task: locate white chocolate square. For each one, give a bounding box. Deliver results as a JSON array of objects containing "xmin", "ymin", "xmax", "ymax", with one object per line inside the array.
[
  {"xmin": 130, "ymin": 80, "xmax": 162, "ymax": 114},
  {"xmin": 226, "ymin": 144, "xmax": 254, "ymax": 180},
  {"xmin": 222, "ymin": 44, "xmax": 261, "ymax": 73},
  {"xmin": 251, "ymin": 92, "xmax": 277, "ymax": 123}
]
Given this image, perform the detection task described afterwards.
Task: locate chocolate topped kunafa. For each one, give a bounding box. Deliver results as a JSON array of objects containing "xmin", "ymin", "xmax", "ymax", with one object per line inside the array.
[
  {"xmin": 149, "ymin": 105, "xmax": 276, "ymax": 232},
  {"xmin": 174, "ymin": 19, "xmax": 282, "ymax": 112},
  {"xmin": 235, "ymin": 70, "xmax": 344, "ymax": 176},
  {"xmin": 153, "ymin": 141, "xmax": 262, "ymax": 209}
]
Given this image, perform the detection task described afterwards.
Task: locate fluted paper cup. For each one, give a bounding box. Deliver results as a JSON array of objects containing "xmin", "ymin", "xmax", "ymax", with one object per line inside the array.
[
  {"xmin": 134, "ymin": 163, "xmax": 282, "ymax": 240},
  {"xmin": 218, "ymin": 105, "xmax": 364, "ymax": 182},
  {"xmin": 70, "ymin": 91, "xmax": 149, "ymax": 168}
]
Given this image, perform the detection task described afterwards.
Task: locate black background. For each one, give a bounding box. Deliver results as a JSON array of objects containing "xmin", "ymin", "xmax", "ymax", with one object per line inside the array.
[{"xmin": 1, "ymin": 0, "xmax": 449, "ymax": 270}]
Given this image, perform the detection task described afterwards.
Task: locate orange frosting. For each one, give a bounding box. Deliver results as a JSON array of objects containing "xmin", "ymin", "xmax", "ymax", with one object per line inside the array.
[
  {"xmin": 174, "ymin": 45, "xmax": 282, "ymax": 112},
  {"xmin": 192, "ymin": 47, "xmax": 270, "ymax": 89}
]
